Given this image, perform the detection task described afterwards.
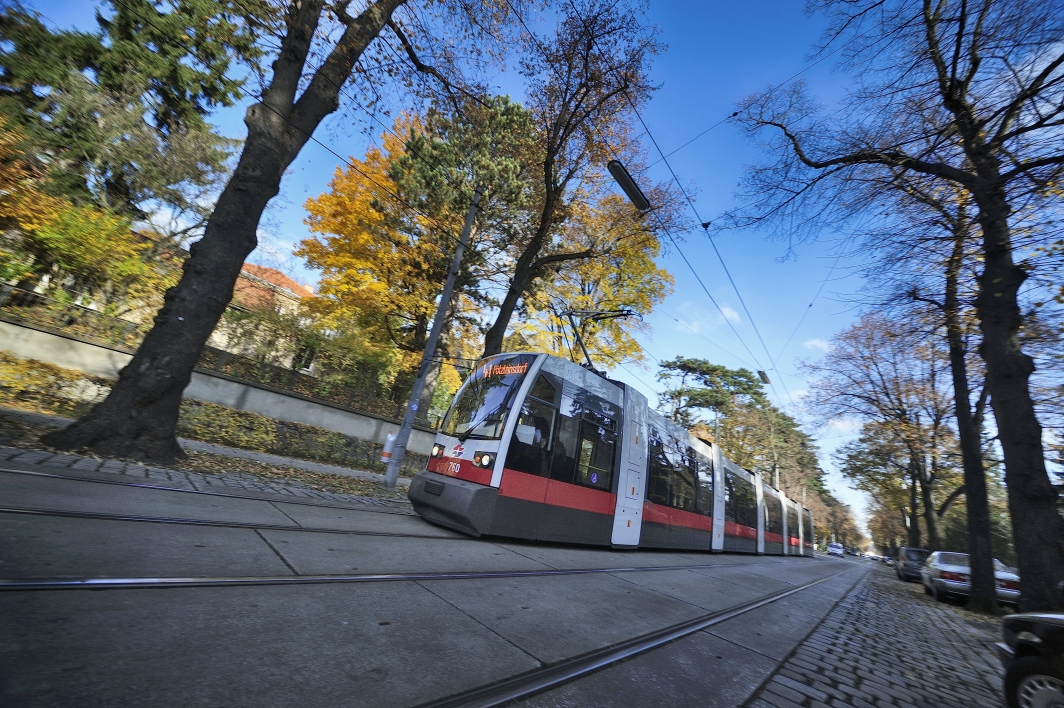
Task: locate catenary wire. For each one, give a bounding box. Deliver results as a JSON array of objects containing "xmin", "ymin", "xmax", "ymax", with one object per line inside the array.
[
  {"xmin": 645, "ymin": 39, "xmax": 851, "ymax": 168},
  {"xmin": 553, "ymin": 0, "xmax": 790, "ymax": 405},
  {"xmin": 770, "ymin": 235, "xmax": 854, "ymax": 370},
  {"xmin": 497, "ymin": 0, "xmax": 777, "ymax": 395}
]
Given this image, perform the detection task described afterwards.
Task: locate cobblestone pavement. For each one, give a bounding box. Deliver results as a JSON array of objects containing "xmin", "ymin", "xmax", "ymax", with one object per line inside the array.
[
  {"xmin": 0, "ymin": 445, "xmax": 415, "ymax": 513},
  {"xmin": 746, "ymin": 563, "xmax": 1003, "ymax": 708}
]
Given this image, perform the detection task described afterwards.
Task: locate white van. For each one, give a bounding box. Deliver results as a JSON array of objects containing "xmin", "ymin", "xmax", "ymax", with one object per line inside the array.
[{"xmin": 828, "ymin": 542, "xmax": 844, "ymax": 557}]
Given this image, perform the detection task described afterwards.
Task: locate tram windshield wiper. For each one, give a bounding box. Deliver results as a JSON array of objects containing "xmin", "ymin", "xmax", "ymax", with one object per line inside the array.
[{"xmin": 457, "ymin": 401, "xmax": 508, "ymax": 443}]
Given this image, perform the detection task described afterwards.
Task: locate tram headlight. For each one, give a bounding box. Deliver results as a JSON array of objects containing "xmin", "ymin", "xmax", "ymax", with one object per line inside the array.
[
  {"xmin": 473, "ymin": 452, "xmax": 494, "ymax": 469},
  {"xmin": 431, "ymin": 443, "xmax": 444, "ymax": 458}
]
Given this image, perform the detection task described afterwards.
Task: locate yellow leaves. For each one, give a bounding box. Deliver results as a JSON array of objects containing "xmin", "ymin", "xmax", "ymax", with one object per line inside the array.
[
  {"xmin": 298, "ymin": 114, "xmax": 467, "ymax": 363},
  {"xmin": 0, "ymin": 117, "xmax": 63, "ymax": 232},
  {"xmin": 515, "ymin": 193, "xmax": 674, "ymax": 367}
]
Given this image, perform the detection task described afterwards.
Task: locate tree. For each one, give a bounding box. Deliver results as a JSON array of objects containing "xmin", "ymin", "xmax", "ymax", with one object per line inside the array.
[
  {"xmin": 0, "ymin": 2, "xmax": 254, "ymax": 223},
  {"xmin": 300, "ymin": 97, "xmax": 538, "ymax": 409},
  {"xmin": 731, "ymin": 0, "xmax": 1064, "ymax": 610},
  {"xmin": 805, "ymin": 314, "xmax": 956, "ymax": 550},
  {"xmin": 657, "ymin": 357, "xmax": 765, "ymax": 429},
  {"xmin": 44, "ymin": 0, "xmax": 524, "ymax": 460},
  {"xmin": 512, "ymin": 193, "xmax": 673, "ymax": 366},
  {"xmin": 840, "ymin": 422, "xmax": 930, "ymax": 549},
  {"xmin": 480, "ymin": 0, "xmax": 662, "ymax": 357}
]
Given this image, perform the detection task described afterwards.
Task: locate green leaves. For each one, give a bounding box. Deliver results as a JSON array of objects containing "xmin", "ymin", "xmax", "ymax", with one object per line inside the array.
[{"xmin": 657, "ymin": 356, "xmax": 766, "ymax": 423}]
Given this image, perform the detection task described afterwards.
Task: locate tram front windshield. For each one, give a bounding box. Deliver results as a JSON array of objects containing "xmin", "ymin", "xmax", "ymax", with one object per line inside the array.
[{"xmin": 441, "ymin": 354, "xmax": 536, "ymax": 441}]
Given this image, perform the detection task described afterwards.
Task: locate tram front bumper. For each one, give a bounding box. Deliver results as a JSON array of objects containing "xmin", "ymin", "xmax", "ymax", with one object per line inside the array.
[{"xmin": 407, "ymin": 471, "xmax": 499, "ymax": 537}]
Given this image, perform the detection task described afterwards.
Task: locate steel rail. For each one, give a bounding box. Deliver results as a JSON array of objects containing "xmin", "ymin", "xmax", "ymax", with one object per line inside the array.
[
  {"xmin": 413, "ymin": 565, "xmax": 867, "ymax": 708},
  {"xmin": 0, "ymin": 559, "xmax": 826, "ymax": 592},
  {"xmin": 0, "ymin": 466, "xmax": 415, "ymax": 516},
  {"xmin": 0, "ymin": 504, "xmax": 465, "ymax": 540}
]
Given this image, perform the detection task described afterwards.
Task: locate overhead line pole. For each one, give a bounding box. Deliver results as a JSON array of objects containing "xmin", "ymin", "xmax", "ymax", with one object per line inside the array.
[{"xmin": 384, "ymin": 186, "xmax": 484, "ymax": 488}]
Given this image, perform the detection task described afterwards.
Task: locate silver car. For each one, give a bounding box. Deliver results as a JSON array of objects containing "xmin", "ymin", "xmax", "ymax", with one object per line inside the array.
[{"xmin": 920, "ymin": 551, "xmax": 1020, "ymax": 604}]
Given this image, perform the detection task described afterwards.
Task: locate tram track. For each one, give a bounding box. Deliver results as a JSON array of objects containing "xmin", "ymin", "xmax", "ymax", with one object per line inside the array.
[
  {"xmin": 0, "ymin": 504, "xmax": 466, "ymax": 540},
  {"xmin": 415, "ymin": 565, "xmax": 867, "ymax": 708},
  {"xmin": 0, "ymin": 466, "xmax": 416, "ymax": 516},
  {"xmin": 0, "ymin": 559, "xmax": 846, "ymax": 592}
]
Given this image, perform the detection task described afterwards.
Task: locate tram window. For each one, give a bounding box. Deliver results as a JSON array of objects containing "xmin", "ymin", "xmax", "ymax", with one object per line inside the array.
[
  {"xmin": 787, "ymin": 506, "xmax": 800, "ymax": 541},
  {"xmin": 764, "ymin": 495, "xmax": 783, "ymax": 536},
  {"xmin": 505, "ymin": 399, "xmax": 556, "ymax": 477},
  {"xmin": 695, "ymin": 453, "xmax": 713, "ymax": 516},
  {"xmin": 724, "ymin": 471, "xmax": 757, "ymax": 529},
  {"xmin": 549, "ymin": 396, "xmax": 581, "ymax": 485},
  {"xmin": 575, "ymin": 421, "xmax": 616, "ymax": 490},
  {"xmin": 669, "ymin": 446, "xmax": 695, "ymax": 512},
  {"xmin": 646, "ymin": 427, "xmax": 671, "ymax": 505},
  {"xmin": 802, "ymin": 509, "xmax": 814, "ymax": 546},
  {"xmin": 528, "ymin": 374, "xmax": 556, "ymax": 404},
  {"xmin": 441, "ymin": 354, "xmax": 535, "ymax": 440},
  {"xmin": 582, "ymin": 408, "xmax": 617, "ymax": 431}
]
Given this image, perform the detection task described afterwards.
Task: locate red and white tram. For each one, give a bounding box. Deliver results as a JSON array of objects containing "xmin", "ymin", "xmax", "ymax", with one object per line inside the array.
[{"xmin": 408, "ymin": 352, "xmax": 815, "ymax": 555}]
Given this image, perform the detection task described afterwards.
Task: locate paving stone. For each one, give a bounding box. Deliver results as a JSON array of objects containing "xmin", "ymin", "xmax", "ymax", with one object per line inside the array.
[
  {"xmin": 745, "ymin": 565, "xmax": 1003, "ymax": 708},
  {"xmin": 765, "ymin": 680, "xmax": 808, "ymax": 705}
]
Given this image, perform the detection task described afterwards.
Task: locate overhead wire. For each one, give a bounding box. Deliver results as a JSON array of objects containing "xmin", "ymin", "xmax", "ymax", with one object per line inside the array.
[
  {"xmin": 499, "ymin": 0, "xmax": 781, "ymax": 397},
  {"xmin": 556, "ymin": 0, "xmax": 795, "ymax": 406},
  {"xmin": 770, "ymin": 235, "xmax": 854, "ymax": 370},
  {"xmin": 645, "ymin": 38, "xmax": 851, "ymax": 169}
]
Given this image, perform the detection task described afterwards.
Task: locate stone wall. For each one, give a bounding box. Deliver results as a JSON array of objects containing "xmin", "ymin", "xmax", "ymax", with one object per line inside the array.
[{"xmin": 0, "ymin": 319, "xmax": 437, "ymax": 462}]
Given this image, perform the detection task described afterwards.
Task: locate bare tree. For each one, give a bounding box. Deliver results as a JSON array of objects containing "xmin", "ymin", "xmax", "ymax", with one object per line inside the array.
[
  {"xmin": 731, "ymin": 0, "xmax": 1064, "ymax": 611},
  {"xmin": 44, "ymin": 0, "xmax": 521, "ymax": 461},
  {"xmin": 480, "ymin": 0, "xmax": 662, "ymax": 357},
  {"xmin": 805, "ymin": 313, "xmax": 957, "ymax": 550}
]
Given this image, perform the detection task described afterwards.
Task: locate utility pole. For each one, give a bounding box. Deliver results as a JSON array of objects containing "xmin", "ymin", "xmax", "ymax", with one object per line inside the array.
[{"xmin": 384, "ymin": 187, "xmax": 483, "ymax": 488}]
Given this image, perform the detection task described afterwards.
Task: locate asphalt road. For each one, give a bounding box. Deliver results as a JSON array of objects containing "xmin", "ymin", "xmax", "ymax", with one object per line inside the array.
[{"xmin": 0, "ymin": 455, "xmax": 866, "ymax": 708}]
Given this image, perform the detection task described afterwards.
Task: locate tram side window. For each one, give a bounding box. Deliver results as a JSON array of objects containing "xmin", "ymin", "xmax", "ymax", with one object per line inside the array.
[
  {"xmin": 550, "ymin": 395, "xmax": 618, "ymax": 490},
  {"xmin": 669, "ymin": 445, "xmax": 696, "ymax": 512},
  {"xmin": 764, "ymin": 495, "xmax": 783, "ymax": 536},
  {"xmin": 802, "ymin": 509, "xmax": 814, "ymax": 546},
  {"xmin": 695, "ymin": 453, "xmax": 713, "ymax": 516},
  {"xmin": 787, "ymin": 506, "xmax": 800, "ymax": 540},
  {"xmin": 646, "ymin": 427, "xmax": 671, "ymax": 505},
  {"xmin": 549, "ymin": 396, "xmax": 581, "ymax": 485},
  {"xmin": 724, "ymin": 471, "xmax": 757, "ymax": 529},
  {"xmin": 575, "ymin": 420, "xmax": 616, "ymax": 491},
  {"xmin": 505, "ymin": 393, "xmax": 557, "ymax": 477}
]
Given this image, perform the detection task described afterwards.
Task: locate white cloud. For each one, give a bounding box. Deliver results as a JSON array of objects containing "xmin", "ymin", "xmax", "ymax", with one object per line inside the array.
[
  {"xmin": 720, "ymin": 305, "xmax": 741, "ymax": 324},
  {"xmin": 827, "ymin": 418, "xmax": 862, "ymax": 433},
  {"xmin": 803, "ymin": 338, "xmax": 830, "ymax": 352}
]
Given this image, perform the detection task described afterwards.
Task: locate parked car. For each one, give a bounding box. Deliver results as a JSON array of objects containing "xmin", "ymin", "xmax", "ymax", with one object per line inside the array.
[
  {"xmin": 828, "ymin": 542, "xmax": 844, "ymax": 557},
  {"xmin": 896, "ymin": 547, "xmax": 930, "ymax": 581},
  {"xmin": 919, "ymin": 551, "xmax": 1021, "ymax": 604},
  {"xmin": 996, "ymin": 582, "xmax": 1064, "ymax": 708}
]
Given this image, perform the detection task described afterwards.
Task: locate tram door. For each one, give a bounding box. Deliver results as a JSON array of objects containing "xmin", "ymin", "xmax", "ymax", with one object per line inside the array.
[{"xmin": 611, "ymin": 385, "xmax": 648, "ymax": 546}]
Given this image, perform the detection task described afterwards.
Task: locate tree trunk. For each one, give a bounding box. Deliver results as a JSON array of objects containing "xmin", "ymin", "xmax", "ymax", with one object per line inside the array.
[
  {"xmin": 941, "ymin": 222, "xmax": 998, "ymax": 613},
  {"xmin": 919, "ymin": 469, "xmax": 940, "ymax": 551},
  {"xmin": 972, "ymin": 184, "xmax": 1064, "ymax": 612},
  {"xmin": 41, "ymin": 0, "xmax": 407, "ymax": 461},
  {"xmin": 481, "ymin": 172, "xmax": 557, "ymax": 358},
  {"xmin": 908, "ymin": 478, "xmax": 922, "ymax": 548}
]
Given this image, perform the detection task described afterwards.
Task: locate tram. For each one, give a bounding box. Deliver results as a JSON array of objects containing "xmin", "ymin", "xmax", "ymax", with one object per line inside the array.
[{"xmin": 408, "ymin": 352, "xmax": 815, "ymax": 555}]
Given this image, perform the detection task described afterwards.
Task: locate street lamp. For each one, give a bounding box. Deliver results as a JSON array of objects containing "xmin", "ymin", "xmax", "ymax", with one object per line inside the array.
[{"xmin": 607, "ymin": 159, "xmax": 651, "ymax": 212}]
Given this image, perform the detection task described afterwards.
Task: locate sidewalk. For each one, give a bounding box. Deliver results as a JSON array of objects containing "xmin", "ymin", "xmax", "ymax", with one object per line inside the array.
[
  {"xmin": 746, "ymin": 563, "xmax": 1003, "ymax": 708},
  {"xmin": 0, "ymin": 405, "xmax": 410, "ymax": 488}
]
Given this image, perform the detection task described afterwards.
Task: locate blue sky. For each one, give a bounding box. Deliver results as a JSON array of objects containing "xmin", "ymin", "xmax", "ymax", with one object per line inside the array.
[{"xmin": 34, "ymin": 0, "xmax": 872, "ymax": 529}]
